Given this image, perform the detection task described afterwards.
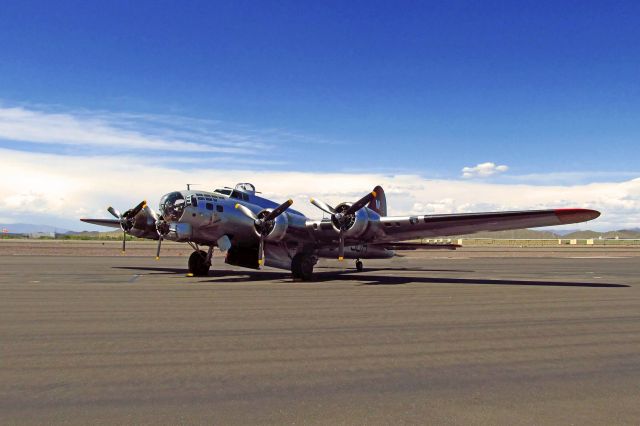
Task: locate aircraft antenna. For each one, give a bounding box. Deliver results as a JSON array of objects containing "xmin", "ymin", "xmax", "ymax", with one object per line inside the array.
[{"xmin": 186, "ymin": 183, "xmax": 201, "ymax": 191}]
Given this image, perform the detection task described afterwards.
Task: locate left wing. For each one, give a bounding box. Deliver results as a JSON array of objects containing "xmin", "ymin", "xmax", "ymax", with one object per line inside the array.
[
  {"xmin": 376, "ymin": 208, "xmax": 600, "ymax": 242},
  {"xmin": 80, "ymin": 201, "xmax": 159, "ymax": 240},
  {"xmin": 80, "ymin": 218, "xmax": 121, "ymax": 228}
]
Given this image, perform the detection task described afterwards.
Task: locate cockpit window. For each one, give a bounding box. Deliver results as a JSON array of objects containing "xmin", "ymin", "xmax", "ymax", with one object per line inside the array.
[
  {"xmin": 159, "ymin": 192, "xmax": 185, "ymax": 221},
  {"xmin": 214, "ymin": 188, "xmax": 232, "ymax": 196}
]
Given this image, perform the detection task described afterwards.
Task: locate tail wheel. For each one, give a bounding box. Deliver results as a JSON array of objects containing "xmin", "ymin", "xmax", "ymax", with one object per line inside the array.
[
  {"xmin": 291, "ymin": 253, "xmax": 314, "ymax": 281},
  {"xmin": 188, "ymin": 250, "xmax": 210, "ymax": 276}
]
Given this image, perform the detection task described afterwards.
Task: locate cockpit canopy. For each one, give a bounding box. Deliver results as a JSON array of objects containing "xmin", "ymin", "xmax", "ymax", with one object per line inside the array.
[
  {"xmin": 159, "ymin": 191, "xmax": 185, "ymax": 221},
  {"xmin": 213, "ymin": 183, "xmax": 256, "ymax": 201},
  {"xmin": 235, "ymin": 183, "xmax": 256, "ymax": 193}
]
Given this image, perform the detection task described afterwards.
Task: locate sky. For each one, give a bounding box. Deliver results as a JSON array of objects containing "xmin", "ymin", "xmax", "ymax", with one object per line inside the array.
[{"xmin": 1, "ymin": 1, "xmax": 639, "ymax": 231}]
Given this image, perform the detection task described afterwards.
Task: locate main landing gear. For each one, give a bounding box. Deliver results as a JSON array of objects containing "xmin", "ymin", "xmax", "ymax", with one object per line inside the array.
[
  {"xmin": 291, "ymin": 253, "xmax": 316, "ymax": 281},
  {"xmin": 355, "ymin": 259, "xmax": 364, "ymax": 272},
  {"xmin": 188, "ymin": 244, "xmax": 213, "ymax": 276}
]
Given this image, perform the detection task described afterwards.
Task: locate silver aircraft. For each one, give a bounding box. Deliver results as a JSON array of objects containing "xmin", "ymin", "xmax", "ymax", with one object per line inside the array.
[{"xmin": 81, "ymin": 182, "xmax": 600, "ymax": 281}]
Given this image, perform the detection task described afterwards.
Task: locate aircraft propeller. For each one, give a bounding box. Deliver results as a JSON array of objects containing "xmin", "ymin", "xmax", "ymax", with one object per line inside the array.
[
  {"xmin": 141, "ymin": 205, "xmax": 168, "ymax": 260},
  {"xmin": 235, "ymin": 199, "xmax": 294, "ymax": 266},
  {"xmin": 107, "ymin": 200, "xmax": 147, "ymax": 253},
  {"xmin": 310, "ymin": 190, "xmax": 377, "ymax": 260},
  {"xmin": 155, "ymin": 218, "xmax": 169, "ymax": 260}
]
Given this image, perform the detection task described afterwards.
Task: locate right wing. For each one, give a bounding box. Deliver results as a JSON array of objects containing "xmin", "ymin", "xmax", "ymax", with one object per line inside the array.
[{"xmin": 376, "ymin": 208, "xmax": 600, "ymax": 242}]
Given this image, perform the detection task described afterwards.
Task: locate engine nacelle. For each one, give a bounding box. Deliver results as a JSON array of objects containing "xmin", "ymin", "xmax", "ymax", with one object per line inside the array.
[
  {"xmin": 253, "ymin": 209, "xmax": 289, "ymax": 242},
  {"xmin": 331, "ymin": 203, "xmax": 370, "ymax": 238}
]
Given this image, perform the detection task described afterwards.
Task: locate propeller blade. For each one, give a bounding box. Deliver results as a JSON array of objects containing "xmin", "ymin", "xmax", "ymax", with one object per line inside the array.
[
  {"xmin": 122, "ymin": 231, "xmax": 126, "ymax": 253},
  {"xmin": 264, "ymin": 199, "xmax": 293, "ymax": 222},
  {"xmin": 257, "ymin": 236, "xmax": 264, "ymax": 266},
  {"xmin": 235, "ymin": 203, "xmax": 259, "ymax": 221},
  {"xmin": 145, "ymin": 204, "xmax": 158, "ymax": 221},
  {"xmin": 108, "ymin": 206, "xmax": 121, "ymax": 219},
  {"xmin": 126, "ymin": 200, "xmax": 147, "ymax": 218},
  {"xmin": 344, "ymin": 190, "xmax": 377, "ymax": 216},
  {"xmin": 155, "ymin": 236, "xmax": 162, "ymax": 260},
  {"xmin": 310, "ymin": 198, "xmax": 336, "ymax": 215},
  {"xmin": 338, "ymin": 231, "xmax": 345, "ymax": 261}
]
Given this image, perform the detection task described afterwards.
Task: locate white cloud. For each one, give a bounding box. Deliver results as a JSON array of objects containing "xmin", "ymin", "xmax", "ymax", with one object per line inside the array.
[
  {"xmin": 1, "ymin": 148, "xmax": 638, "ymax": 231},
  {"xmin": 462, "ymin": 162, "xmax": 509, "ymax": 178},
  {"xmin": 0, "ymin": 107, "xmax": 215, "ymax": 153},
  {"xmin": 0, "ymin": 103, "xmax": 342, "ymax": 162}
]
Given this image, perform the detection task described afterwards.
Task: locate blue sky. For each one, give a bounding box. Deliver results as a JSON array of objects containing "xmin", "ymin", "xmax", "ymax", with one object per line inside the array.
[{"xmin": 1, "ymin": 1, "xmax": 639, "ymax": 230}]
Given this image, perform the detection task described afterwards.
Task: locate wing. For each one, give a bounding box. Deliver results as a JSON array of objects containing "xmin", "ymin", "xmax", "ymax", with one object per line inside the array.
[
  {"xmin": 81, "ymin": 201, "xmax": 160, "ymax": 239},
  {"xmin": 80, "ymin": 218, "xmax": 122, "ymax": 228},
  {"xmin": 376, "ymin": 208, "xmax": 600, "ymax": 241}
]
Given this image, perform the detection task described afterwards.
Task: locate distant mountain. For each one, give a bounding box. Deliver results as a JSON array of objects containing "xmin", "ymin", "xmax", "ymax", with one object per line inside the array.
[
  {"xmin": 564, "ymin": 229, "xmax": 640, "ymax": 239},
  {"xmin": 0, "ymin": 223, "xmax": 71, "ymax": 234},
  {"xmin": 549, "ymin": 229, "xmax": 581, "ymax": 236}
]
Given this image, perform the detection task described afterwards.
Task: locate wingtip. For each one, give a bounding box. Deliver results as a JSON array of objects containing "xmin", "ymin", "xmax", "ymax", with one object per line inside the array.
[{"xmin": 555, "ymin": 208, "xmax": 601, "ymax": 224}]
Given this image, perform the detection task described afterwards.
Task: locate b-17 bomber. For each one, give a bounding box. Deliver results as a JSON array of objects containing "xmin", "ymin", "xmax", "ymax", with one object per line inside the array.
[{"xmin": 82, "ymin": 183, "xmax": 600, "ymax": 281}]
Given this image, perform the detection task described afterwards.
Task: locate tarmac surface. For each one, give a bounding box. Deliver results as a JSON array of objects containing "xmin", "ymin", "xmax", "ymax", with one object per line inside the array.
[{"xmin": 1, "ymin": 241, "xmax": 639, "ymax": 424}]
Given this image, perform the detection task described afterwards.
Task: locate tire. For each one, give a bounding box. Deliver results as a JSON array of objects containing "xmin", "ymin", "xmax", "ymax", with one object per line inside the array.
[
  {"xmin": 291, "ymin": 255, "xmax": 302, "ymax": 279},
  {"xmin": 291, "ymin": 253, "xmax": 314, "ymax": 281},
  {"xmin": 355, "ymin": 260, "xmax": 363, "ymax": 272},
  {"xmin": 188, "ymin": 250, "xmax": 210, "ymax": 276}
]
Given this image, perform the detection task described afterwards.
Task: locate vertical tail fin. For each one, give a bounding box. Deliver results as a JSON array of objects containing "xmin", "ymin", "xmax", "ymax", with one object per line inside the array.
[{"xmin": 368, "ymin": 185, "xmax": 387, "ymax": 216}]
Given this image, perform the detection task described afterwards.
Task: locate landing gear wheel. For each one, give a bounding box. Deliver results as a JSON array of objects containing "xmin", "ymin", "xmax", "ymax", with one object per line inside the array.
[
  {"xmin": 291, "ymin": 253, "xmax": 315, "ymax": 282},
  {"xmin": 355, "ymin": 260, "xmax": 363, "ymax": 272},
  {"xmin": 188, "ymin": 250, "xmax": 210, "ymax": 276}
]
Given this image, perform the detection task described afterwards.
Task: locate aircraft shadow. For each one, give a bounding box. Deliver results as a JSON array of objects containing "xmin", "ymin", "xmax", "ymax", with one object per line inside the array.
[
  {"xmin": 315, "ymin": 266, "xmax": 476, "ymax": 273},
  {"xmin": 114, "ymin": 266, "xmax": 628, "ymax": 288},
  {"xmin": 347, "ymin": 274, "xmax": 629, "ymax": 288},
  {"xmin": 114, "ymin": 266, "xmax": 291, "ymax": 282},
  {"xmin": 114, "ymin": 266, "xmax": 186, "ymax": 274}
]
